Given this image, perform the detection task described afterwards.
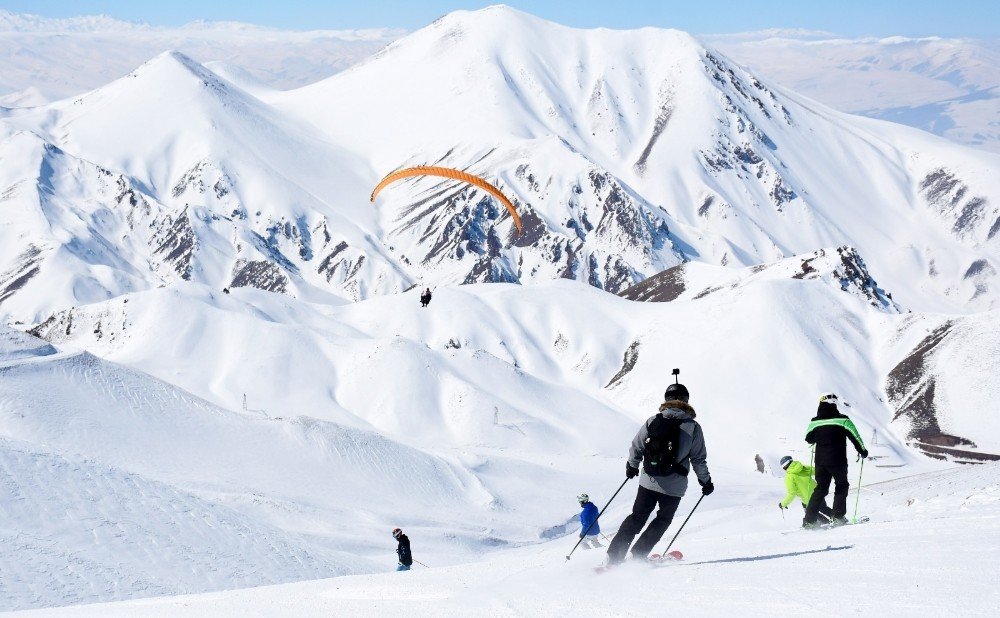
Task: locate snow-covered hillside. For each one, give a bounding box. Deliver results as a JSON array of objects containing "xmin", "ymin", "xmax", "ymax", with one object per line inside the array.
[
  {"xmin": 20, "ymin": 463, "xmax": 1000, "ymax": 616},
  {"xmin": 5, "ymin": 245, "xmax": 974, "ymax": 611},
  {"xmin": 1, "ymin": 323, "xmax": 607, "ymax": 610},
  {"xmin": 2, "ymin": 5, "xmax": 999, "ymax": 614}
]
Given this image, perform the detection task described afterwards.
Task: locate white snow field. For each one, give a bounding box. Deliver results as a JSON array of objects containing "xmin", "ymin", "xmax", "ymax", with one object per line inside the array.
[
  {"xmin": 2, "ymin": 5, "xmax": 999, "ymax": 615},
  {"xmin": 16, "ymin": 463, "xmax": 1000, "ymax": 617}
]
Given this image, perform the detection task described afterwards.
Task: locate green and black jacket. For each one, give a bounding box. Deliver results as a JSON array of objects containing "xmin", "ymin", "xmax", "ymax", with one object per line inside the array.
[{"xmin": 805, "ymin": 402, "xmax": 866, "ymax": 466}]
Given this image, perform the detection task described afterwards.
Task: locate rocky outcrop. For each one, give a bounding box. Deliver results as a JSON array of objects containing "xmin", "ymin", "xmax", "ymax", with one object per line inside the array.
[
  {"xmin": 619, "ymin": 264, "xmax": 687, "ymax": 302},
  {"xmin": 885, "ymin": 322, "xmax": 1000, "ymax": 463},
  {"xmin": 231, "ymin": 259, "xmax": 288, "ymax": 294}
]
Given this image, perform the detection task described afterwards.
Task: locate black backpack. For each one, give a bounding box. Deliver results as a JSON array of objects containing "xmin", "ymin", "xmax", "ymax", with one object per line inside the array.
[{"xmin": 642, "ymin": 415, "xmax": 691, "ymax": 476}]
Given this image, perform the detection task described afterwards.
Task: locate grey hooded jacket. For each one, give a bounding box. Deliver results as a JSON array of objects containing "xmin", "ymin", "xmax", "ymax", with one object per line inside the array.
[{"xmin": 628, "ymin": 401, "xmax": 711, "ymax": 497}]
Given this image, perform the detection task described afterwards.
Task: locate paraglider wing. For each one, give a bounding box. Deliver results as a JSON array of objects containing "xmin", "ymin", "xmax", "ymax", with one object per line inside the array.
[{"xmin": 370, "ymin": 166, "xmax": 522, "ymax": 235}]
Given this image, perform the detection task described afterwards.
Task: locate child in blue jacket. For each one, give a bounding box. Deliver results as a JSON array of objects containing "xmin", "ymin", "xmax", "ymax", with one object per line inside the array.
[{"xmin": 578, "ymin": 493, "xmax": 602, "ymax": 549}]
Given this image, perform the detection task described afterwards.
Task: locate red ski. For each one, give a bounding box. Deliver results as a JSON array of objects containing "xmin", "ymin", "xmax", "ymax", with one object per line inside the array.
[
  {"xmin": 648, "ymin": 550, "xmax": 684, "ymax": 563},
  {"xmin": 594, "ymin": 550, "xmax": 683, "ymax": 573}
]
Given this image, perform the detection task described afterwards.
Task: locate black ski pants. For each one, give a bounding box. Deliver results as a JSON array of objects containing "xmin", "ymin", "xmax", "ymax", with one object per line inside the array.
[
  {"xmin": 806, "ymin": 463, "xmax": 849, "ymax": 522},
  {"xmin": 606, "ymin": 485, "xmax": 681, "ymax": 562}
]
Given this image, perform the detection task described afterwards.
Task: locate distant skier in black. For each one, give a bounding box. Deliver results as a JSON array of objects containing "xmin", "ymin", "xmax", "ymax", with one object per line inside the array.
[
  {"xmin": 420, "ymin": 288, "xmax": 432, "ymax": 307},
  {"xmin": 392, "ymin": 527, "xmax": 413, "ymax": 571},
  {"xmin": 605, "ymin": 378, "xmax": 713, "ymax": 565},
  {"xmin": 803, "ymin": 393, "xmax": 867, "ymax": 527}
]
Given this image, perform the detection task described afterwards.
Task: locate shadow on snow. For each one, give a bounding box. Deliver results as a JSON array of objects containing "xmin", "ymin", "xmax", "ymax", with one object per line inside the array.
[{"xmin": 684, "ymin": 545, "xmax": 853, "ymax": 566}]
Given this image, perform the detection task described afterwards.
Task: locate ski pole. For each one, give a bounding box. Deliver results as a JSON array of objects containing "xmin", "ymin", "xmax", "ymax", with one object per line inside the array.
[
  {"xmin": 566, "ymin": 477, "xmax": 631, "ymax": 561},
  {"xmin": 414, "ymin": 559, "xmax": 429, "ymax": 568},
  {"xmin": 852, "ymin": 456, "xmax": 865, "ymax": 523},
  {"xmin": 661, "ymin": 494, "xmax": 705, "ymax": 555}
]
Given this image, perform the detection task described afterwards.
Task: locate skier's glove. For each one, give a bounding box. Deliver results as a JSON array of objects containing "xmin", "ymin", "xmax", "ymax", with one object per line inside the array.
[
  {"xmin": 626, "ymin": 463, "xmax": 639, "ymax": 479},
  {"xmin": 579, "ymin": 534, "xmax": 585, "ymax": 539},
  {"xmin": 860, "ymin": 449, "xmax": 869, "ymax": 459},
  {"xmin": 700, "ymin": 479, "xmax": 715, "ymax": 496},
  {"xmin": 778, "ymin": 502, "xmax": 787, "ymax": 510}
]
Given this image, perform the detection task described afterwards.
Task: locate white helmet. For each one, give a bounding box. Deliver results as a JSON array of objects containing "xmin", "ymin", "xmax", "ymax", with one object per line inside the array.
[
  {"xmin": 819, "ymin": 392, "xmax": 838, "ymax": 404},
  {"xmin": 577, "ymin": 493, "xmax": 589, "ymax": 504}
]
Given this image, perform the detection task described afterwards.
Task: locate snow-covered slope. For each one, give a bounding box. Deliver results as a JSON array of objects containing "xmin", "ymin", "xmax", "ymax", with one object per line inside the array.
[
  {"xmin": 28, "ymin": 248, "xmax": 922, "ymax": 467},
  {"xmin": 2, "ymin": 324, "xmax": 597, "ymax": 610},
  {"xmin": 3, "ymin": 248, "xmax": 957, "ymax": 610},
  {"xmin": 0, "ymin": 52, "xmax": 406, "ymax": 322},
  {"xmin": 272, "ymin": 6, "xmax": 1000, "ymax": 312},
  {"xmin": 21, "ymin": 463, "xmax": 1000, "ymax": 617},
  {"xmin": 883, "ymin": 310, "xmax": 1000, "ymax": 461},
  {"xmin": 2, "ymin": 6, "xmax": 999, "ymax": 613}
]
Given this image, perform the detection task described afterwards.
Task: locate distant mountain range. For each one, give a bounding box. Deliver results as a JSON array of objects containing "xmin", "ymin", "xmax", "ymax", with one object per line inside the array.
[{"xmin": 2, "ymin": 8, "xmax": 996, "ymax": 154}]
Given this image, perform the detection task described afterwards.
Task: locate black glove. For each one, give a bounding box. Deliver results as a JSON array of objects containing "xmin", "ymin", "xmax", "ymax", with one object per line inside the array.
[
  {"xmin": 626, "ymin": 463, "xmax": 639, "ymax": 479},
  {"xmin": 700, "ymin": 479, "xmax": 714, "ymax": 496},
  {"xmin": 778, "ymin": 502, "xmax": 787, "ymax": 510},
  {"xmin": 860, "ymin": 449, "xmax": 869, "ymax": 459},
  {"xmin": 579, "ymin": 534, "xmax": 585, "ymax": 539}
]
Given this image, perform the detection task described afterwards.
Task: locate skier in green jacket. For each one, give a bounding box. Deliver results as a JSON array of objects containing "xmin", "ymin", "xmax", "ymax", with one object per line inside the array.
[{"xmin": 778, "ymin": 455, "xmax": 832, "ymax": 526}]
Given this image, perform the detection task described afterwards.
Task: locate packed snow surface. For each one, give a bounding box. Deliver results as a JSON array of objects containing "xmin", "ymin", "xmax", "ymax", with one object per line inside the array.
[
  {"xmin": 19, "ymin": 463, "xmax": 1000, "ymax": 616},
  {"xmin": 3, "ymin": 259, "xmax": 992, "ymax": 611}
]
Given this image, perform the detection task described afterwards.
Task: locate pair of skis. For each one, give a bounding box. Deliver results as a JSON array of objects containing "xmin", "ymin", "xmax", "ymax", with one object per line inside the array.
[
  {"xmin": 594, "ymin": 550, "xmax": 684, "ymax": 573},
  {"xmin": 781, "ymin": 515, "xmax": 870, "ymax": 534}
]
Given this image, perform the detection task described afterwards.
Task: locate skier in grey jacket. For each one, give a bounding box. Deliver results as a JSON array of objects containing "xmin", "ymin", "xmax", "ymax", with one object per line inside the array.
[{"xmin": 606, "ymin": 381, "xmax": 713, "ymax": 564}]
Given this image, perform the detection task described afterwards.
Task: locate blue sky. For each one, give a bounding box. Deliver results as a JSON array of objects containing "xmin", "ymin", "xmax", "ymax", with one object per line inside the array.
[{"xmin": 6, "ymin": 1, "xmax": 999, "ymax": 37}]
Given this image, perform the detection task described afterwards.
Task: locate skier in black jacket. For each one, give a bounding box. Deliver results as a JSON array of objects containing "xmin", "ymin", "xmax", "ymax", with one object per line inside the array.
[
  {"xmin": 392, "ymin": 528, "xmax": 413, "ymax": 571},
  {"xmin": 804, "ymin": 393, "xmax": 868, "ymax": 526},
  {"xmin": 605, "ymin": 380, "xmax": 713, "ymax": 565}
]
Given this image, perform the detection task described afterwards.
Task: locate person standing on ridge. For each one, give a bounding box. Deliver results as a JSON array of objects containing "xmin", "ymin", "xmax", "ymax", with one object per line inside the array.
[
  {"xmin": 778, "ymin": 454, "xmax": 833, "ymax": 526},
  {"xmin": 804, "ymin": 393, "xmax": 867, "ymax": 527},
  {"xmin": 392, "ymin": 528, "xmax": 413, "ymax": 571},
  {"xmin": 605, "ymin": 373, "xmax": 713, "ymax": 565},
  {"xmin": 577, "ymin": 493, "xmax": 602, "ymax": 549},
  {"xmin": 420, "ymin": 288, "xmax": 432, "ymax": 307}
]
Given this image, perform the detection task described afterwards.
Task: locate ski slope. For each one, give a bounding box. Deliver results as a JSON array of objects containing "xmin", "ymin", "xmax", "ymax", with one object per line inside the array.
[
  {"xmin": 3, "ymin": 248, "xmax": 968, "ymax": 612},
  {"xmin": 1, "ymin": 6, "xmax": 998, "ymax": 615},
  {"xmin": 19, "ymin": 463, "xmax": 1000, "ymax": 616}
]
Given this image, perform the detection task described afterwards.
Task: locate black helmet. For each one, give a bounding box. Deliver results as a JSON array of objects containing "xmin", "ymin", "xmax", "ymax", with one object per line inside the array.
[{"xmin": 664, "ymin": 383, "xmax": 690, "ymax": 402}]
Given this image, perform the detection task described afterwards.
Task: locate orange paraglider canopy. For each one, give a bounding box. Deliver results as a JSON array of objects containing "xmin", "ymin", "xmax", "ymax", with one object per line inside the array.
[{"xmin": 370, "ymin": 166, "xmax": 522, "ymax": 235}]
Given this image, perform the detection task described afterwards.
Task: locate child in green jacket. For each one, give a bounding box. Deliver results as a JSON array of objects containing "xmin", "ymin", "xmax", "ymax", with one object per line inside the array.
[{"xmin": 778, "ymin": 455, "xmax": 832, "ymax": 526}]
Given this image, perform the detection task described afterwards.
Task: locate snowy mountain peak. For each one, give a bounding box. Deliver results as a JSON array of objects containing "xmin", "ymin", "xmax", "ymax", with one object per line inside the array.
[{"xmin": 2, "ymin": 6, "xmax": 1000, "ymax": 322}]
